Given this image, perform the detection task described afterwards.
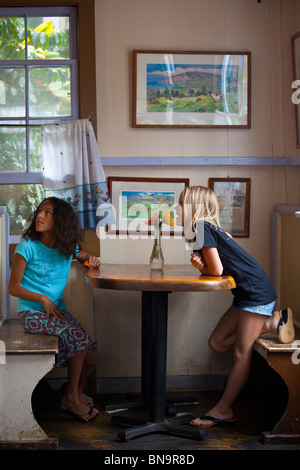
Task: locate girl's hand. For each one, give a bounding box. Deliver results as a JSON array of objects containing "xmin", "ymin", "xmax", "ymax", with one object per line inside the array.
[
  {"xmin": 85, "ymin": 255, "xmax": 101, "ymax": 269},
  {"xmin": 41, "ymin": 295, "xmax": 65, "ymax": 320},
  {"xmin": 190, "ymin": 252, "xmax": 206, "ymax": 271},
  {"xmin": 77, "ymin": 250, "xmax": 101, "ymax": 269},
  {"xmin": 191, "ymin": 247, "xmax": 223, "ymax": 276}
]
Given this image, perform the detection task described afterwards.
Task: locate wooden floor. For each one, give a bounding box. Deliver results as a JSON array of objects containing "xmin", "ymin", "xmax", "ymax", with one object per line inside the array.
[{"xmin": 32, "ymin": 374, "xmax": 300, "ymax": 453}]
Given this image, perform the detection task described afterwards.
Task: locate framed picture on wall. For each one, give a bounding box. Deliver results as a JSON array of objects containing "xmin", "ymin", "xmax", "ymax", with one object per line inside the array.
[
  {"xmin": 132, "ymin": 50, "xmax": 251, "ymax": 128},
  {"xmin": 292, "ymin": 31, "xmax": 300, "ymax": 147},
  {"xmin": 107, "ymin": 176, "xmax": 189, "ymax": 235},
  {"xmin": 208, "ymin": 178, "xmax": 251, "ymax": 237}
]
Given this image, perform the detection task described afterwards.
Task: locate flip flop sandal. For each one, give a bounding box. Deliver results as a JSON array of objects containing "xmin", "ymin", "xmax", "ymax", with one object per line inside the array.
[
  {"xmin": 190, "ymin": 415, "xmax": 237, "ymax": 429},
  {"xmin": 82, "ymin": 392, "xmax": 94, "ymax": 407},
  {"xmin": 277, "ymin": 308, "xmax": 295, "ymax": 344},
  {"xmin": 87, "ymin": 406, "xmax": 99, "ymax": 422},
  {"xmin": 60, "ymin": 404, "xmax": 98, "ymax": 423}
]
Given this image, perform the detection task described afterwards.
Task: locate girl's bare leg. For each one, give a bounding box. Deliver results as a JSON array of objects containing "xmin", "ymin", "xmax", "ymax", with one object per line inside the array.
[
  {"xmin": 78, "ymin": 348, "xmax": 98, "ymax": 407},
  {"xmin": 260, "ymin": 310, "xmax": 281, "ymax": 335},
  {"xmin": 61, "ymin": 347, "xmax": 98, "ymax": 421},
  {"xmin": 192, "ymin": 307, "xmax": 267, "ymax": 427},
  {"xmin": 207, "ymin": 306, "xmax": 239, "ymax": 353}
]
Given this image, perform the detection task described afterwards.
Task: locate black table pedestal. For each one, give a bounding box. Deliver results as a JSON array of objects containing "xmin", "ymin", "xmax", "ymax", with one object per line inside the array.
[
  {"xmin": 110, "ymin": 291, "xmax": 204, "ymax": 442},
  {"xmin": 116, "ymin": 413, "xmax": 206, "ymax": 442}
]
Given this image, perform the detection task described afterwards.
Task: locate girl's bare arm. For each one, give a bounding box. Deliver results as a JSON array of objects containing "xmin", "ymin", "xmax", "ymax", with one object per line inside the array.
[
  {"xmin": 8, "ymin": 253, "xmax": 64, "ymax": 319},
  {"xmin": 76, "ymin": 250, "xmax": 101, "ymax": 268},
  {"xmin": 191, "ymin": 246, "xmax": 223, "ymax": 276}
]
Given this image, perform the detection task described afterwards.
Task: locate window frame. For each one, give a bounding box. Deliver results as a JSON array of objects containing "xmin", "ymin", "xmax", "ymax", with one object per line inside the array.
[{"xmin": 0, "ymin": 0, "xmax": 97, "ymax": 185}]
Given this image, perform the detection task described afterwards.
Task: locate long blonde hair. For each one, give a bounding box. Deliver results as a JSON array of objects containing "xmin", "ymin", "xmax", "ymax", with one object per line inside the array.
[{"xmin": 181, "ymin": 186, "xmax": 224, "ymax": 244}]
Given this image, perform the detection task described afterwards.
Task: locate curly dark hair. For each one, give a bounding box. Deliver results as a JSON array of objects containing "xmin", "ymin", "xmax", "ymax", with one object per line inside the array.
[{"xmin": 22, "ymin": 197, "xmax": 82, "ymax": 258}]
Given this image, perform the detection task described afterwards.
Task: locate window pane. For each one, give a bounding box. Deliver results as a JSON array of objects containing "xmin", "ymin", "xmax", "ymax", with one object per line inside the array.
[
  {"xmin": 0, "ymin": 183, "xmax": 44, "ymax": 235},
  {"xmin": 29, "ymin": 66, "xmax": 71, "ymax": 117},
  {"xmin": 0, "ymin": 17, "xmax": 25, "ymax": 60},
  {"xmin": 27, "ymin": 16, "xmax": 70, "ymax": 60},
  {"xmin": 0, "ymin": 67, "xmax": 26, "ymax": 117},
  {"xmin": 0, "ymin": 6, "xmax": 78, "ymax": 186},
  {"xmin": 29, "ymin": 126, "xmax": 42, "ymax": 172},
  {"xmin": 0, "ymin": 126, "xmax": 26, "ymax": 172}
]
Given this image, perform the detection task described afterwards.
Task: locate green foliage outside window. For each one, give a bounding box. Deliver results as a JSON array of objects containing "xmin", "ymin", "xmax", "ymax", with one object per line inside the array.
[{"xmin": 0, "ymin": 14, "xmax": 73, "ymax": 234}]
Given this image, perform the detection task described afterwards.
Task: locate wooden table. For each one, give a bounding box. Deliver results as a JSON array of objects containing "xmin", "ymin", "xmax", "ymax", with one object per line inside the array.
[{"xmin": 86, "ymin": 264, "xmax": 236, "ymax": 441}]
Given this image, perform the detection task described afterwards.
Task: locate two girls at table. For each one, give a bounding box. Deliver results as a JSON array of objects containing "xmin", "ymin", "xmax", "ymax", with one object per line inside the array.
[{"xmin": 9, "ymin": 188, "xmax": 295, "ymax": 429}]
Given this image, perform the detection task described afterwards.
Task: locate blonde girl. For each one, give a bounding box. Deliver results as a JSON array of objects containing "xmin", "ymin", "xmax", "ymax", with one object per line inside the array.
[{"xmin": 176, "ymin": 186, "xmax": 294, "ymax": 429}]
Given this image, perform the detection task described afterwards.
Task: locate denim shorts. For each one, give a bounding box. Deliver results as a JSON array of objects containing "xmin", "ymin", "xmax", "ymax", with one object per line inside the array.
[{"xmin": 236, "ymin": 300, "xmax": 276, "ymax": 317}]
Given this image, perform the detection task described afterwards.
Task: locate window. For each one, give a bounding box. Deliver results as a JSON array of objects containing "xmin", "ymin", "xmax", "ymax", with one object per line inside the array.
[
  {"xmin": 0, "ymin": 6, "xmax": 77, "ymax": 234},
  {"xmin": 0, "ymin": 1, "xmax": 97, "ymax": 238}
]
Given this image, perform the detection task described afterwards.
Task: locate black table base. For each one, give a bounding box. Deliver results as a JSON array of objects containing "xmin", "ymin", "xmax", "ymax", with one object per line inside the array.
[
  {"xmin": 104, "ymin": 291, "xmax": 204, "ymax": 442},
  {"xmin": 113, "ymin": 413, "xmax": 206, "ymax": 442}
]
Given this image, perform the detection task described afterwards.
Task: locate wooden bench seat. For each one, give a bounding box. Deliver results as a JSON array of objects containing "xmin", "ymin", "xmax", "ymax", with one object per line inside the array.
[
  {"xmin": 254, "ymin": 326, "xmax": 300, "ymax": 445},
  {"xmin": 0, "ymin": 319, "xmax": 59, "ymax": 449}
]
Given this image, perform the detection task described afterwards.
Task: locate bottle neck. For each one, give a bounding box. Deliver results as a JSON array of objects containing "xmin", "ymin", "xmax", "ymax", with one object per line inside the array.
[{"xmin": 154, "ymin": 224, "xmax": 161, "ymax": 243}]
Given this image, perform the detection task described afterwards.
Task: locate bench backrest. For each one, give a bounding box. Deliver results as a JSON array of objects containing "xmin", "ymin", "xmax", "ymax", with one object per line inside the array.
[{"xmin": 0, "ymin": 210, "xmax": 10, "ymax": 323}]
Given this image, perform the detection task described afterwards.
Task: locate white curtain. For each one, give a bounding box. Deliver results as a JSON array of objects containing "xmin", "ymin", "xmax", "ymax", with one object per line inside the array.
[{"xmin": 42, "ymin": 119, "xmax": 114, "ymax": 229}]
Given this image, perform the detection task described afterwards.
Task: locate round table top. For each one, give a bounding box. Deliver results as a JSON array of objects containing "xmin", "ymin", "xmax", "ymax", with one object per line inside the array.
[{"xmin": 86, "ymin": 263, "xmax": 236, "ymax": 292}]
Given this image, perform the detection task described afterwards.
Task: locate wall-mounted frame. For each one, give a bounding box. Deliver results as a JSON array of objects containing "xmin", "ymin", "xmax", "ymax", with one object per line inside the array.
[
  {"xmin": 107, "ymin": 176, "xmax": 189, "ymax": 235},
  {"xmin": 133, "ymin": 50, "xmax": 251, "ymax": 128},
  {"xmin": 208, "ymin": 178, "xmax": 251, "ymax": 237},
  {"xmin": 292, "ymin": 32, "xmax": 300, "ymax": 147}
]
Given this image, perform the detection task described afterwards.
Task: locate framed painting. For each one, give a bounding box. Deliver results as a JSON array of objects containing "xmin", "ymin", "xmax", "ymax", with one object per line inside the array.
[
  {"xmin": 133, "ymin": 50, "xmax": 251, "ymax": 128},
  {"xmin": 107, "ymin": 176, "xmax": 189, "ymax": 235},
  {"xmin": 208, "ymin": 178, "xmax": 251, "ymax": 237},
  {"xmin": 292, "ymin": 32, "xmax": 300, "ymax": 147}
]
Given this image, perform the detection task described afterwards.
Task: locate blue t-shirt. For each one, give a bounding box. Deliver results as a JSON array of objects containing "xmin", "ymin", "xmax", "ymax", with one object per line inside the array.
[
  {"xmin": 15, "ymin": 239, "xmax": 75, "ymax": 313},
  {"xmin": 195, "ymin": 221, "xmax": 277, "ymax": 308}
]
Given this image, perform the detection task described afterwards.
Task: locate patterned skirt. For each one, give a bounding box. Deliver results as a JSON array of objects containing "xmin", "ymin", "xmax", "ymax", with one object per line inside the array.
[{"xmin": 18, "ymin": 310, "xmax": 97, "ymax": 368}]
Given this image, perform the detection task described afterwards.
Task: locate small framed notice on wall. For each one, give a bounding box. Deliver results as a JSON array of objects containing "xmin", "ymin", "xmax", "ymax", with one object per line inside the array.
[{"xmin": 209, "ymin": 178, "xmax": 251, "ymax": 237}]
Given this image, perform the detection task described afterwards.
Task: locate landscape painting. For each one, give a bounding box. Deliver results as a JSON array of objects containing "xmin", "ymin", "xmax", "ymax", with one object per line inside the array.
[
  {"xmin": 121, "ymin": 190, "xmax": 175, "ymax": 220},
  {"xmin": 146, "ymin": 63, "xmax": 237, "ymax": 114},
  {"xmin": 107, "ymin": 176, "xmax": 189, "ymax": 235},
  {"xmin": 133, "ymin": 51, "xmax": 251, "ymax": 128}
]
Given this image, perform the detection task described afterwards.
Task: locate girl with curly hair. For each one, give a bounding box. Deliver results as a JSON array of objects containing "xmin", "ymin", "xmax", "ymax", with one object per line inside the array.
[{"xmin": 9, "ymin": 197, "xmax": 100, "ymax": 423}]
